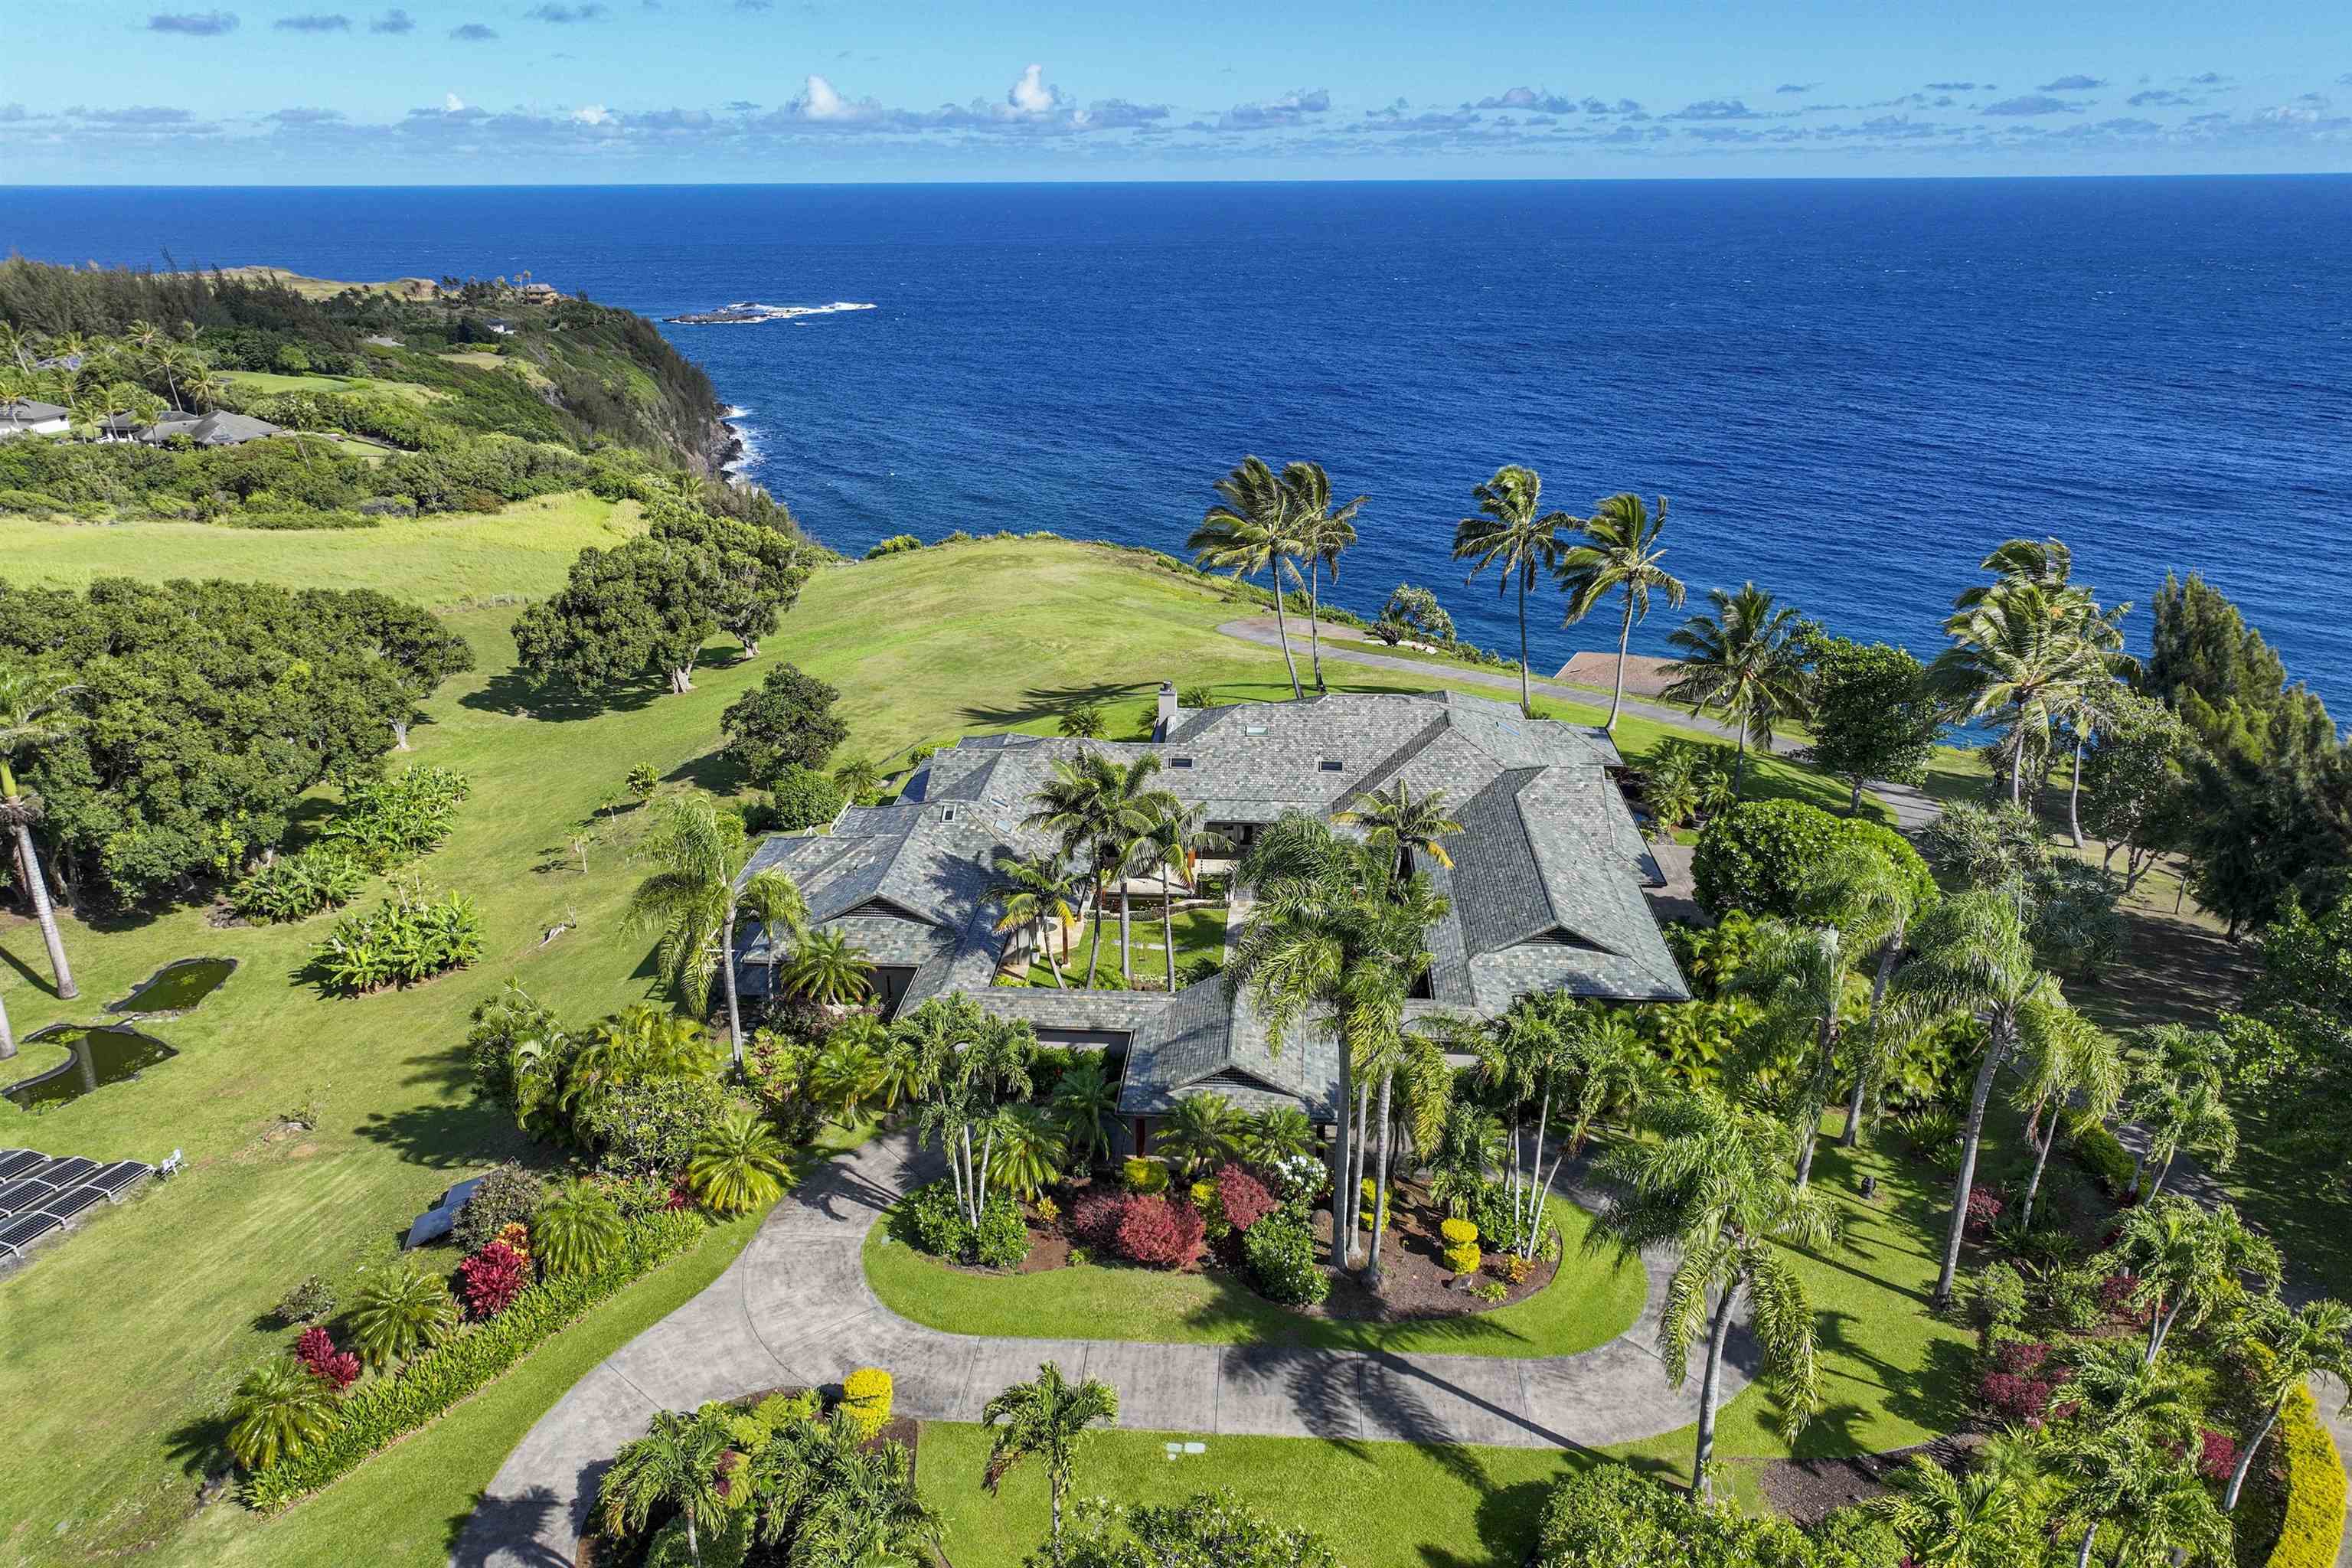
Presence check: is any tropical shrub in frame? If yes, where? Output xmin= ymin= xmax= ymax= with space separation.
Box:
xmin=684 ymin=1107 xmax=792 ymax=1215
xmin=227 ymin=1358 xmax=341 ymax=1472
xmin=766 ymin=764 xmax=846 ymax=831
xmin=458 ymin=1241 xmax=531 ymax=1318
xmin=582 ymin=1074 xmax=733 ymax=1178
xmin=1071 ymin=1187 xmax=1129 ymax=1249
xmin=1259 ymin=1151 xmax=1326 ymax=1204
xmin=1057 ymin=1490 xmax=1343 ymax=1568
xmin=1117 ymin=1195 xmax=1206 ymax=1269
xmin=841 ymin=1367 xmax=893 ymax=1439
xmin=229 ymin=848 xmax=366 ymax=923
xmin=1446 ymin=1242 xmax=1483 ymax=1276
xmin=2198 ymin=1427 xmax=2237 ymax=1483
xmin=1122 ymin=1156 xmax=1171 ymax=1194
xmin=1243 ymin=1216 xmax=1328 ymax=1305
xmin=1215 ymin=1165 xmax=1276 ymax=1233
xmin=312 ymin=883 xmax=483 ymax=994
xmin=1964 ymin=1187 xmax=2004 ymax=1238
xmin=864 ymin=534 xmax=921 ymax=558
xmin=452 ymin=1163 xmax=547 ymax=1253
xmin=898 ymin=1178 xmax=974 ymax=1259
xmin=1440 ymin=1217 xmax=1479 ymax=1248
xmin=972 ymin=1194 xmax=1031 ymax=1271
xmin=345 ymin=1265 xmax=461 ymax=1369
xmin=1963 ymin=1263 xmax=2029 ymax=1331
xmin=320 ymin=766 xmax=471 ymax=869
xmin=273 ymin=1275 xmax=337 ymax=1326
xmin=1692 ymin=800 xmax=1934 ymax=920
xmin=753 ymin=1390 xmax=821 ymax=1430
xmin=531 ymin=1179 xmax=625 ymax=1278
xmin=1532 ymin=1460 xmax=1841 ymax=1566
xmin=2266 ymin=1382 xmax=2348 ymax=1568
xmin=2063 ymin=1109 xmax=2139 ymax=1198
xmin=243 ymin=1210 xmax=703 ymax=1506
xmin=292 ymin=1327 xmax=361 ymax=1392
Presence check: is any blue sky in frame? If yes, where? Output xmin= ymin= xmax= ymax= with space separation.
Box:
xmin=5 ymin=0 xmax=2350 ymax=181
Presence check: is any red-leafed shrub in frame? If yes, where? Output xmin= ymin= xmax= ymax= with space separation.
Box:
xmin=294 ymin=1325 xmax=361 ymax=1391
xmin=665 ymin=1177 xmax=694 ymax=1212
xmin=1073 ymin=1188 xmax=1130 ymax=1247
xmin=2098 ymin=1271 xmax=2151 ymax=1325
xmin=1215 ymin=1165 xmax=1277 ymax=1233
xmin=1987 ymin=1338 xmax=2059 ymax=1379
xmin=2197 ymin=1428 xmax=2236 ymax=1481
xmin=1965 ymin=1187 xmax=2004 ymax=1238
xmin=1117 ymin=1194 xmax=1206 ymax=1269
xmin=459 ymin=1240 xmax=531 ymax=1318
xmin=1979 ymin=1371 xmax=2052 ymax=1426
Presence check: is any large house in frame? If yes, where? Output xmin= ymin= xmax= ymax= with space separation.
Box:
xmin=0 ymin=400 xmax=71 ymax=440
xmin=733 ymin=688 xmax=1689 ymax=1148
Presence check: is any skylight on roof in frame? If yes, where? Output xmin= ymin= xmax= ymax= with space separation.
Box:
xmin=1319 ymin=760 xmax=1344 ymax=772
xmin=1171 ymin=756 xmax=1194 ymax=768
xmin=1245 ymin=724 xmax=1269 ymax=736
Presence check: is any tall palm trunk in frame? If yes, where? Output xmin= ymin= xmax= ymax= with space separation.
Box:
xmin=1731 ymin=716 xmax=1750 ymax=798
xmin=1160 ymin=866 xmax=1177 ymax=991
xmin=1523 ymin=1069 xmax=1552 ymax=1246
xmin=0 ymin=982 xmax=13 ymax=1060
xmin=1514 ymin=572 xmax=1533 ymax=717
xmin=2017 ymin=1106 xmax=2061 ymax=1233
xmin=2226 ymin=1400 xmax=2286 ymax=1511
xmin=1328 ymin=1051 xmax=1354 ymax=1269
xmin=1083 ymin=874 xmax=1106 ymax=988
xmin=1366 ymin=1070 xmax=1394 ymax=1283
xmin=1606 ymin=593 xmax=1635 ymax=731
xmin=1038 ymin=916 xmax=1067 ymax=988
xmin=1347 ymin=1076 xmax=1371 ymax=1265
xmin=2076 ymin=1524 xmax=2097 ymax=1568
xmin=719 ymin=906 xmax=745 ymax=1070
xmin=2 ymin=764 xmax=76 ymax=1000
xmin=1307 ymin=559 xmax=1328 ymax=694
xmin=1792 ymin=1009 xmax=1838 ymax=1192
xmin=1269 ymin=579 xmax=1303 ymax=701
xmin=2067 ymin=737 xmax=2087 ymax=848
xmin=2007 ymin=724 xmax=2027 ymax=806
xmin=2145 ymin=1149 xmax=2177 ymax=1200
xmin=1692 ymin=1280 xmax=1743 ymax=1499
xmin=1934 ymin=1021 xmax=2012 ymax=1308
xmin=1842 ymin=931 xmax=1903 ymax=1147
xmin=1118 ymin=883 xmax=1132 ymax=983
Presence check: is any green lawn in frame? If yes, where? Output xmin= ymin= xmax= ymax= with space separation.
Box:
xmin=866 ymin=1191 xmax=1645 ymax=1358
xmin=1024 ymin=906 xmax=1228 ymax=989
xmin=219 ymin=367 xmax=446 ymax=403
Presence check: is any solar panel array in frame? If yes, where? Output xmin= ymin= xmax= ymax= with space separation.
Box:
xmin=0 ymin=1149 xmax=153 ymax=1262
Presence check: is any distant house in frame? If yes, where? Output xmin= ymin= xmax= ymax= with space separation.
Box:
xmin=0 ymin=400 xmax=70 ymax=439
xmin=517 ymin=282 xmax=560 ymax=304
xmin=363 ymin=334 xmax=404 ymax=348
xmin=133 ymin=410 xmax=285 ymax=447
xmin=484 ymin=319 xmax=517 ymax=337
xmin=31 ymin=353 xmax=85 ymax=374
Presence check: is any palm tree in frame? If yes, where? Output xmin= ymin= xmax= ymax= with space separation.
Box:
xmin=1660 ymin=583 xmax=1815 ymax=796
xmin=601 ymin=1409 xmax=730 ymax=1564
xmin=1558 ymin=492 xmax=1687 ymax=731
xmin=738 ymin=867 xmax=809 ymax=1009
xmin=225 ymin=1357 xmax=341 ymax=1472
xmin=1590 ymin=1089 xmax=1836 ymax=1498
xmin=686 ymin=1106 xmax=793 ymax=1214
xmin=2047 ymin=1424 xmax=2229 ymax=1568
xmin=1563 ymin=1010 xmax=1658 ymax=1156
xmin=2011 ymin=1004 xmax=2123 ymax=1233
xmin=2133 ymin=1067 xmax=2236 ymax=1200
xmin=1157 ymin=1091 xmax=1244 ymax=1178
xmin=1475 ymin=992 xmax=1581 ymax=1256
xmin=2102 ymin=1197 xmax=2279 ymax=1364
xmin=781 ymin=927 xmax=875 ymax=1007
xmin=1873 ymin=1437 xmax=2046 ymax=1568
xmin=1049 ymin=1058 xmax=1119 ymax=1169
xmin=990 ymin=851 xmax=1082 ymax=988
xmin=990 ymin=1104 xmax=1066 ymax=1200
xmin=1788 ymin=838 xmax=1928 ymax=1154
xmin=1227 ymin=812 xmax=1450 ymax=1269
xmin=0 ymin=658 xmax=86 ymax=998
xmin=1929 ymin=580 xmax=2108 ymax=806
xmin=831 ymin=755 xmax=885 ymax=803
xmin=1022 ymin=752 xmax=1175 ymax=989
xmin=1334 ymin=779 xmax=1462 ymax=874
xmin=150 ymin=341 xmax=195 ymax=412
xmin=625 ymin=794 xmax=756 ymax=1067
xmin=1452 ymin=464 xmax=1577 ymax=715
xmin=895 ymin=995 xmax=1035 ymax=1228
xmin=1895 ymin=887 xmax=2064 ymax=1309
xmin=1243 ymin=1105 xmax=1314 ymax=1167
xmin=0 ymin=979 xmax=13 ymax=1061
xmin=1281 ymin=460 xmax=1365 ymax=694
xmin=1723 ymin=918 xmax=1847 ymax=1192
xmin=810 ymin=1021 xmax=890 ymax=1123
xmin=1352 ymin=1012 xmax=1450 ymax=1284
xmin=345 ymin=1264 xmax=460 ymax=1368
xmin=2223 ymin=1297 xmax=2352 ymax=1511
xmin=981 ymin=1361 xmax=1120 ymax=1544
xmin=1190 ymin=455 xmax=1309 ymax=700
xmin=1136 ymin=803 xmax=1230 ymax=992
xmin=533 ymin=1178 xmax=625 ymax=1276
xmin=752 ymin=1410 xmax=939 ymax=1564
xmin=557 ymin=1004 xmax=718 ymax=1128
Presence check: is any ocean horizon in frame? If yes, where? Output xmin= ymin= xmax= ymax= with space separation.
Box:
xmin=5 ymin=175 xmax=2347 ymax=719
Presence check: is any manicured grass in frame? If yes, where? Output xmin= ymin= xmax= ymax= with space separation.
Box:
xmin=219 ymin=367 xmax=445 ymax=403
xmin=1024 ymin=906 xmax=1228 ymax=989
xmin=866 ymin=1192 xmax=1645 ymax=1358
xmin=0 ymin=491 xmax=646 ymax=609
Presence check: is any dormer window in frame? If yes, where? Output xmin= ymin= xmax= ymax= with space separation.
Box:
xmin=938 ymin=805 xmax=958 ymax=823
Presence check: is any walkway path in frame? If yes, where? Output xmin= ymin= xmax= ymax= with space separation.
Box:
xmin=454 ymin=1131 xmax=1752 ymax=1568
xmin=1214 ymin=618 xmax=1942 ymax=835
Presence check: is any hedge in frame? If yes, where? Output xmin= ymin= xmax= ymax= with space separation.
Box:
xmin=242 ymin=1209 xmax=705 ymax=1508
xmin=2267 ymin=1383 xmax=2347 ymax=1568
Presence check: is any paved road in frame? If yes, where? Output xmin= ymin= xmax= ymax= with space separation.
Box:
xmin=1214 ymin=618 xmax=1942 ymax=835
xmin=453 ymin=1131 xmax=1753 ymax=1568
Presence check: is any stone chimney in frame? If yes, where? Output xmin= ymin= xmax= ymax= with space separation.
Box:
xmin=1155 ymin=681 xmax=1179 ymax=741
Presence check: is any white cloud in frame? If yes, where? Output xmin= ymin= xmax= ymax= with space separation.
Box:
xmin=571 ymin=103 xmax=611 ymax=125
xmin=444 ymin=92 xmax=466 ymax=112
xmin=795 ymin=74 xmax=856 ymax=120
xmin=1008 ymin=63 xmax=1057 ymax=115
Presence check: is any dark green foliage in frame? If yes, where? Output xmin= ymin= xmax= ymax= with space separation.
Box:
xmin=1803 ymin=638 xmax=1943 ymax=805
xmin=1054 ymin=1491 xmax=1341 ymax=1568
xmin=452 ymin=1163 xmax=547 ymax=1253
xmin=312 ymin=884 xmax=484 ymax=994
xmin=1531 ymin=1464 xmax=1890 ymax=1566
xmin=2145 ymin=570 xmax=2337 ymax=765
xmin=897 ymin=1178 xmax=974 ymax=1259
xmin=2178 ymin=747 xmax=2350 ymax=936
xmin=865 ymin=534 xmax=922 ymax=558
xmin=644 ymin=499 xmax=809 ymax=655
xmin=273 ymin=1275 xmax=337 ymax=1326
xmin=228 ymin=848 xmax=365 ymax=923
xmin=0 ymin=577 xmax=469 ymax=907
xmin=1374 ymin=582 xmax=1455 ymax=645
xmin=1243 ymin=1214 xmax=1329 ymax=1305
xmin=1690 ymin=799 xmax=1927 ymax=920
xmin=972 ymin=1194 xmax=1034 ymax=1270
xmin=511 ymin=537 xmax=720 ymax=694
xmin=766 ymin=766 xmax=846 ymax=831
xmin=2228 ymin=899 xmax=2352 ymax=1189
xmin=318 ymin=766 xmax=470 ymax=870
xmin=721 ymin=664 xmax=849 ymax=784
xmin=581 ymin=1075 xmax=734 ymax=1178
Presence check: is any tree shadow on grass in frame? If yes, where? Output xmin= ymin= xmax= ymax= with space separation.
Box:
xmin=955 ymin=681 xmax=1158 ymax=733
xmin=163 ymin=1409 xmax=233 ymax=1483
xmin=662 ymin=746 xmax=751 ymax=797
xmin=354 ymin=1097 xmax=527 ymax=1172
xmin=460 ymin=669 xmax=665 ymax=723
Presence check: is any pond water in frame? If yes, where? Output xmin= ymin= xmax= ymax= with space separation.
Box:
xmin=5 ymin=1024 xmax=179 ymax=1110
xmin=106 ymin=956 xmax=237 ymax=1016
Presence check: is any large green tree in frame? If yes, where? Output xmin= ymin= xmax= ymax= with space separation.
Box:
xmin=1452 ymin=464 xmax=1578 ymax=716
xmin=1190 ymin=456 xmax=1309 ymax=701
xmin=1280 ymin=460 xmax=1364 ymax=695
xmin=645 ymin=499 xmax=809 ymax=659
xmin=718 ymin=662 xmax=849 ymax=787
xmin=1802 ymin=638 xmax=1942 ymax=814
xmin=512 ymin=536 xmax=720 ymax=697
xmin=1557 ymin=491 xmax=1686 ymax=731
xmin=2077 ymin=687 xmax=2190 ymax=895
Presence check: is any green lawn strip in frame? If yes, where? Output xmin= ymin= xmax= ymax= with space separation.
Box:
xmin=1023 ymin=907 xmax=1227 ymax=989
xmin=865 ymin=1193 xmax=1645 ymax=1358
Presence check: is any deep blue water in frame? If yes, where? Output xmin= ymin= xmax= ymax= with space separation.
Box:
xmin=4 ymin=180 xmax=2348 ymax=713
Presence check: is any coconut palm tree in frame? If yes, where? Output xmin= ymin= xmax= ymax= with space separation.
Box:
xmin=1135 ymin=802 xmax=1229 ymax=992
xmin=1590 ymin=1089 xmax=1836 ymax=1498
xmin=780 ymin=927 xmax=875 ymax=1007
xmin=1334 ymin=779 xmax=1462 ymax=874
xmin=1023 ymin=752 xmax=1176 ymax=989
xmin=990 ymin=851 xmax=1082 ymax=988
xmin=982 ymin=1361 xmax=1120 ymax=1544
xmin=0 ymin=658 xmax=86 ymax=999
xmin=1558 ymin=492 xmax=1687 ymax=731
xmin=1049 ymin=1058 xmax=1119 ymax=1169
xmin=738 ymin=867 xmax=809 ymax=1009
xmin=1929 ymin=580 xmax=2108 ymax=806
xmin=185 ymin=364 xmax=229 ymax=413
xmin=1227 ymin=812 xmax=1450 ymax=1269
xmin=1452 ymin=464 xmax=1578 ymax=715
xmin=533 ymin=1178 xmax=625 ymax=1276
xmin=1894 ymin=887 xmax=2066 ymax=1309
xmin=1475 ymin=992 xmax=1581 ymax=1255
xmin=2047 ymin=1423 xmax=2229 ymax=1568
xmin=686 ymin=1106 xmax=794 ymax=1214
xmin=2132 ymin=1067 xmax=2236 ymax=1200
xmin=225 ymin=1357 xmax=341 ymax=1472
xmin=0 ymin=980 xmax=13 ymax=1061
xmin=1873 ymin=1437 xmax=2047 ymax=1568
xmin=1660 ymin=583 xmax=1815 ymax=797
xmin=2011 ymin=1004 xmax=2124 ymax=1233
xmin=602 ymin=1408 xmax=730 ymax=1564
xmin=625 ymin=793 xmax=756 ymax=1067
xmin=1788 ymin=840 xmax=1931 ymax=1152
xmin=2223 ymin=1297 xmax=2352 ymax=1511
xmin=2103 ymin=1197 xmax=2279 ymax=1365
xmin=345 ymin=1263 xmax=460 ymax=1368
xmin=1281 ymin=460 xmax=1365 ymax=694
xmin=1190 ymin=455 xmax=1309 ymax=700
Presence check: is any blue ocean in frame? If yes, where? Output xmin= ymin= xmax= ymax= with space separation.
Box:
xmin=4 ymin=179 xmax=2348 ymax=710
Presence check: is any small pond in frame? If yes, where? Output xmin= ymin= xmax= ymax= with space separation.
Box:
xmin=5 ymin=1024 xmax=179 ymax=1110
xmin=106 ymin=956 xmax=237 ymax=1017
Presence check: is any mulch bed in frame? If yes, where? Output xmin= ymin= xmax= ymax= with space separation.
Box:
xmin=1735 ymin=1433 xmax=1980 ymax=1527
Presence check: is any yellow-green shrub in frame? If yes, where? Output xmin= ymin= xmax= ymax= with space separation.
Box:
xmin=1446 ymin=1243 xmax=1483 ymax=1276
xmin=841 ymin=1367 xmax=893 ymax=1439
xmin=1122 ymin=1157 xmax=1169 ymax=1194
xmin=1440 ymin=1217 xmax=1479 ymax=1248
xmin=2268 ymin=1383 xmax=2347 ymax=1568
